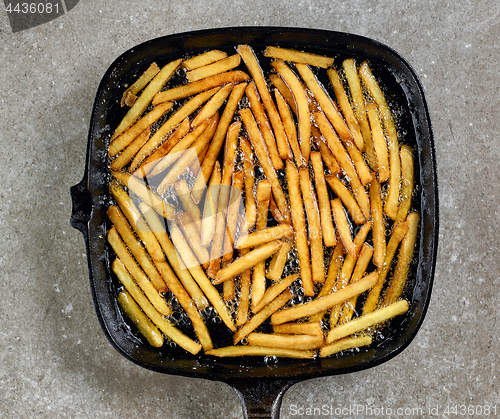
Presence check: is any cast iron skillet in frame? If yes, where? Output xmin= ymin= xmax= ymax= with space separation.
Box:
xmin=70 ymin=27 xmax=438 ymax=418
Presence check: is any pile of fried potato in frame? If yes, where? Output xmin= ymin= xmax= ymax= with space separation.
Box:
xmin=106 ymin=45 xmax=419 ymax=359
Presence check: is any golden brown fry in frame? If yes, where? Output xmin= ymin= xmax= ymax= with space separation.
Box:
xmin=327 ymin=67 xmax=365 ymax=151
xmin=107 ymin=226 xmax=170 ymax=314
xmin=269 ymin=195 xmax=286 ymax=224
xmin=295 ymin=63 xmax=353 ymax=143
xmin=247 ymin=332 xmax=324 ymax=350
xmin=186 ymin=53 xmax=241 ymax=82
xmin=274 ymin=88 xmax=303 ymax=165
xmin=236 ymin=248 xmax=252 ymax=326
xmin=252 ymin=274 xmax=299 ymax=314
xmin=266 ymin=241 xmax=292 ymax=282
xmin=109 ymin=102 xmax=173 ymax=157
xmin=330 ymin=197 xmax=357 ymax=258
xmin=233 ymin=289 xmax=294 ymax=343
xmin=201 ymin=161 xmax=221 ymax=247
xmin=264 ymin=46 xmax=334 ymax=68
xmin=271 ymin=60 xmax=311 ymax=162
xmin=395 ymin=145 xmax=415 ymax=225
xmin=366 ymin=101 xmax=390 ymax=182
xmin=299 ymin=167 xmax=325 ymax=283
xmin=110 ymin=127 xmax=151 ymax=172
xmin=313 ymin=129 xmax=341 ymax=175
xmin=121 ymin=63 xmax=160 ymax=107
xmin=327 ymin=299 xmax=409 ymax=344
xmin=112 ymin=59 xmax=182 ymax=140
xmin=153 ymin=71 xmax=249 ymax=104
xmin=245 ymin=82 xmax=285 ymax=169
xmin=239 ymin=108 xmax=289 ymax=222
xmin=236 ymin=224 xmax=294 ymax=249
xmin=192 ymin=82 xmax=247 ymax=203
xmin=273 ymin=322 xmax=323 ymax=336
xmin=117 ymin=291 xmax=164 ymax=347
xmin=382 ymin=212 xmax=419 ymax=306
xmin=271 ymin=272 xmax=378 ymax=325
xmin=213 ymin=240 xmax=283 ymax=285
xmin=344 ymin=140 xmax=373 ymax=186
xmin=191 ymin=83 xmax=233 ymax=127
xmin=206 ymin=345 xmax=315 ymax=359
xmin=370 ymin=177 xmax=386 ymax=268
xmin=174 ymin=179 xmax=203 ymax=233
xmin=182 ymin=50 xmax=228 ymax=70
xmin=310 ymin=152 xmax=336 ymax=247
xmin=237 ymin=44 xmax=291 ymax=160
xmin=325 ymin=175 xmax=365 ymax=225
xmin=320 ymin=335 xmax=372 ymax=358
xmin=223 ymin=169 xmax=244 ymax=262
xmin=362 ymin=221 xmax=409 ymax=314
xmin=169 ymin=224 xmax=236 ymax=332
xmin=359 ymin=61 xmax=401 ymax=220
xmin=269 ymin=73 xmax=297 ymax=115
xmin=177 ymin=212 xmax=209 ymax=268
xmin=240 ymin=137 xmax=257 ymax=232
xmin=112 ymin=258 xmax=202 ymax=355
xmin=285 ymin=159 xmax=314 ymax=296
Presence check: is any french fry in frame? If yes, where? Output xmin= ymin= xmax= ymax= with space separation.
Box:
xmin=327 ymin=67 xmax=365 ymax=151
xmin=138 ymin=202 xmax=209 ymax=309
xmin=310 ymin=152 xmax=336 ymax=247
xmin=176 ymin=213 xmax=210 ymax=268
xmin=252 ymin=274 xmax=299 ymax=314
xmin=206 ymin=345 xmax=315 ymax=359
xmin=213 ymin=240 xmax=283 ymax=285
xmin=274 ymin=88 xmax=303 ymax=166
xmin=107 ymin=226 xmax=170 ymax=314
xmin=344 ymin=139 xmax=373 ymax=186
xmin=299 ymin=167 xmax=325 ymax=283
xmin=269 ymin=195 xmax=286 ymax=224
xmin=295 ymin=63 xmax=353 ymax=143
xmin=110 ymin=127 xmax=151 ymax=172
xmin=362 ymin=221 xmax=409 ymax=315
xmin=169 ymin=224 xmax=236 ymax=332
xmin=236 ymin=248 xmax=251 ymax=326
xmin=382 ymin=212 xmax=419 ymax=306
xmin=271 ymin=60 xmax=311 ymax=162
xmin=233 ymin=289 xmax=294 ymax=343
xmin=174 ymin=179 xmax=203 ymax=233
xmin=240 ymin=137 xmax=257 ymax=232
xmin=330 ymin=198 xmax=357 ymax=258
xmin=313 ymin=128 xmax=342 ymax=175
xmin=245 ymin=82 xmax=285 ymax=169
xmin=247 ymin=332 xmax=324 ymax=350
xmin=131 ymin=88 xmax=219 ymax=172
xmin=223 ymin=169 xmax=244 ymax=262
xmin=285 ymin=160 xmax=314 ymax=296
xmin=137 ymin=118 xmax=190 ymax=177
xmin=342 ymin=58 xmax=377 ymax=170
xmin=236 ymin=224 xmax=294 ymax=249
xmin=191 ymin=83 xmax=233 ymax=127
xmin=239 ymin=108 xmax=289 ymax=222
xmin=201 ymin=161 xmax=221 ymax=247
xmin=269 ymin=73 xmax=297 ymax=115
xmin=112 ymin=59 xmax=182 ymax=140
xmin=182 ymin=50 xmax=228 ymax=71
xmin=366 ymin=101 xmax=390 ymax=182
xmin=266 ymin=241 xmax=292 ymax=282
xmin=112 ymin=258 xmax=202 ymax=355
xmin=327 ymin=300 xmax=409 ymax=344
xmin=273 ymin=322 xmax=323 ymax=336
xmin=192 ymin=82 xmax=247 ymax=203
xmin=325 ymin=175 xmax=365 ymax=225
xmin=237 ymin=44 xmax=290 ymax=160
xmin=264 ymin=46 xmax=334 ymax=68
xmin=320 ymin=335 xmax=372 ymax=358
xmin=117 ymin=290 xmax=164 ymax=347
xmin=153 ymin=71 xmax=250 ymax=104
xmin=370 ymin=177 xmax=386 ymax=268
xmin=121 ymin=63 xmax=160 ymax=107
xmin=109 ymin=102 xmax=173 ymax=157
xmin=359 ymin=61 xmax=401 ymax=220
xmin=186 ymin=53 xmax=241 ymax=82
xmin=312 ymin=242 xmax=345 ymax=310
xmin=271 ymin=272 xmax=378 ymax=325
xmin=395 ymin=146 xmax=414 ymax=225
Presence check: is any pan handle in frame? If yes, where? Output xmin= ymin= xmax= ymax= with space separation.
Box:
xmin=70 ymin=176 xmax=92 ymax=234
xmin=227 ymin=377 xmax=298 ymax=419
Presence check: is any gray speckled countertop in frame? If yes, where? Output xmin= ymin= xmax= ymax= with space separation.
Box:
xmin=1 ymin=1 xmax=499 ymax=418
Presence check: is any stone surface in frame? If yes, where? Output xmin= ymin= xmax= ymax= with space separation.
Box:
xmin=1 ymin=0 xmax=499 ymax=418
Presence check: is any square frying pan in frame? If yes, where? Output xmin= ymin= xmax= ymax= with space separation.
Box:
xmin=70 ymin=27 xmax=438 ymax=418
